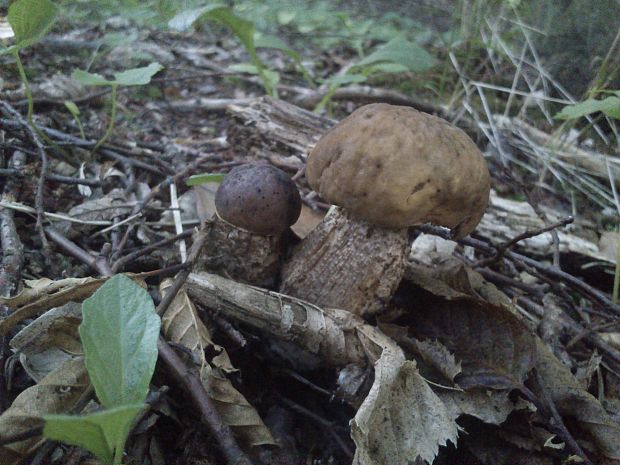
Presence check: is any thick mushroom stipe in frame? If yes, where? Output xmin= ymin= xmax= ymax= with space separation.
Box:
xmin=280 ymin=207 xmax=408 ymax=315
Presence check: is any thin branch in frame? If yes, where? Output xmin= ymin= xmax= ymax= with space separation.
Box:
xmin=472 ymin=216 xmax=574 ymax=267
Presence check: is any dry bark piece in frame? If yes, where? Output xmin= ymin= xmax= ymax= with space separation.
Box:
xmin=200 ymin=164 xmax=301 ymax=287
xmin=281 ymin=103 xmax=491 ymax=315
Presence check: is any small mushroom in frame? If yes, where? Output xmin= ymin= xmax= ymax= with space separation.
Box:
xmin=201 ymin=164 xmax=301 ymax=287
xmin=280 ymin=103 xmax=491 ymax=315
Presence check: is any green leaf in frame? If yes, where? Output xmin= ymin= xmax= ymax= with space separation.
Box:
xmin=366 ymin=62 xmax=410 ymax=74
xmin=72 ymin=69 xmax=113 ymax=86
xmin=72 ymin=63 xmax=163 ymax=88
xmin=276 ymin=10 xmax=296 ymax=25
xmin=169 ymin=5 xmax=257 ymax=64
xmin=262 ymin=69 xmax=280 ymax=88
xmin=325 ymin=73 xmax=367 ymax=88
xmin=64 ymin=100 xmax=80 ymax=117
xmin=113 ymin=63 xmax=163 ymax=86
xmin=8 ymin=0 xmax=58 ymax=49
xmin=355 ymin=36 xmax=436 ymax=73
xmin=555 ymin=96 xmax=620 ymax=120
xmin=80 ymin=274 xmax=160 ymax=409
xmin=186 ymin=173 xmax=225 ymax=186
xmin=206 ymin=7 xmax=257 ymax=63
xmin=44 ymin=404 xmax=144 ymax=465
xmin=228 ymin=63 xmax=260 ymax=74
xmin=168 ymin=5 xmax=224 ymax=31
xmin=255 ymin=33 xmax=300 ymax=60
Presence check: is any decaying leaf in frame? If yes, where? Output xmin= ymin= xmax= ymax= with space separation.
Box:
xmin=535 ymin=339 xmax=620 ymax=461
xmin=10 ymin=302 xmax=82 ymax=382
xmin=0 ymin=358 xmax=89 ymax=464
xmin=160 ymin=279 xmax=275 ymax=447
xmin=352 ymin=325 xmax=459 ymax=465
xmin=58 ymin=188 xmax=133 ymax=237
xmin=438 ymin=389 xmax=520 ymax=425
xmin=0 ymin=274 xmax=144 ymax=336
xmin=402 ymin=260 xmax=537 ymax=390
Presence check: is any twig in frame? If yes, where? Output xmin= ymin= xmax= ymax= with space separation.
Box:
xmin=418 ymin=224 xmax=620 ymax=317
xmin=0 ymin=102 xmax=52 ymax=265
xmin=278 ymin=395 xmax=353 ymax=459
xmin=112 ymin=229 xmax=193 ymax=273
xmin=472 ymin=216 xmax=574 ymax=267
xmin=45 ymin=173 xmax=101 ymax=187
xmin=154 ymin=225 xmax=210 ymax=318
xmin=112 ymin=155 xmax=218 ymax=260
xmin=532 ymin=369 xmax=594 ymax=465
xmin=0 ymin=151 xmax=26 ymax=301
xmin=45 ymin=226 xmax=113 ymax=276
xmin=156 ymin=338 xmax=251 ymax=465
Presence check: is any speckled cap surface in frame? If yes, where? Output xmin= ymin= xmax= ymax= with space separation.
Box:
xmin=306 ymin=103 xmax=491 ymax=238
xmin=215 ymin=164 xmax=301 ymax=235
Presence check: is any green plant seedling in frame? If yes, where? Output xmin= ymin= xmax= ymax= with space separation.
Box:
xmin=352 ymin=36 xmax=436 ymax=74
xmin=314 ymin=36 xmax=437 ymax=113
xmin=169 ymin=4 xmax=279 ymax=97
xmin=1 ymin=0 xmax=59 ymax=122
xmin=555 ymin=91 xmax=620 ymax=120
xmin=44 ymin=405 xmax=145 ymax=465
xmin=254 ymin=33 xmax=316 ymax=87
xmin=64 ymin=101 xmax=86 ymax=139
xmin=43 ymin=274 xmax=160 ymax=465
xmin=186 ymin=172 xmax=226 ymax=186
xmin=71 ymin=63 xmax=163 ymax=154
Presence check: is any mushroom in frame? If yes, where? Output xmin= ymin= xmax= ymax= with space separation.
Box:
xmin=280 ymin=103 xmax=491 ymax=316
xmin=201 ymin=163 xmax=301 ymax=287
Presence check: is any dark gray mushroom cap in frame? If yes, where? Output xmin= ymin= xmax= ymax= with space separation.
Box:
xmin=215 ymin=164 xmax=302 ymax=235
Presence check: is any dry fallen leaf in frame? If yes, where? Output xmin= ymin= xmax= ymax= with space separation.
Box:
xmin=160 ymin=279 xmax=275 ymax=447
xmin=10 ymin=302 xmax=82 ymax=382
xmin=402 ymin=261 xmax=537 ymax=390
xmin=535 ymin=339 xmax=620 ymax=461
xmin=352 ymin=325 xmax=459 ymax=465
xmin=0 ymin=358 xmax=89 ymax=464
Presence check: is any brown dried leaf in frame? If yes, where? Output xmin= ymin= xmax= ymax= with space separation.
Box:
xmin=0 ymin=274 xmax=144 ymax=337
xmin=291 ymin=204 xmax=324 ymax=239
xmin=160 ymin=280 xmax=274 ymax=447
xmin=438 ymin=389 xmax=519 ymax=425
xmin=59 ymin=188 xmax=133 ymax=237
xmin=0 ymin=358 xmax=89 ymax=464
xmin=535 ymin=339 xmax=620 ymax=461
xmin=403 ymin=262 xmax=537 ymax=390
xmin=10 ymin=302 xmax=82 ymax=382
xmin=352 ymin=325 xmax=459 ymax=465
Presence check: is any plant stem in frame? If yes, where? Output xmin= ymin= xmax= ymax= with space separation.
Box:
xmin=13 ymin=50 xmax=34 ymax=122
xmin=92 ymin=84 xmax=118 ymax=154
xmin=613 ymin=224 xmax=620 ymax=304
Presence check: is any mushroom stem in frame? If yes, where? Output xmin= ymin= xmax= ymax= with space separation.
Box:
xmin=200 ymin=215 xmax=292 ymax=287
xmin=280 ymin=207 xmax=408 ymax=316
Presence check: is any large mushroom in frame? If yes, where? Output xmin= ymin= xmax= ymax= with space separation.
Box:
xmin=280 ymin=103 xmax=491 ymax=316
xmin=201 ymin=163 xmax=301 ymax=287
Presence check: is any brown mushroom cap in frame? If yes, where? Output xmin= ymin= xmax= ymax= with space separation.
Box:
xmin=306 ymin=103 xmax=491 ymax=238
xmin=215 ymin=164 xmax=302 ymax=236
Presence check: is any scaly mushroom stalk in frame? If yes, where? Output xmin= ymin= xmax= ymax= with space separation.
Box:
xmin=280 ymin=103 xmax=491 ymax=316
